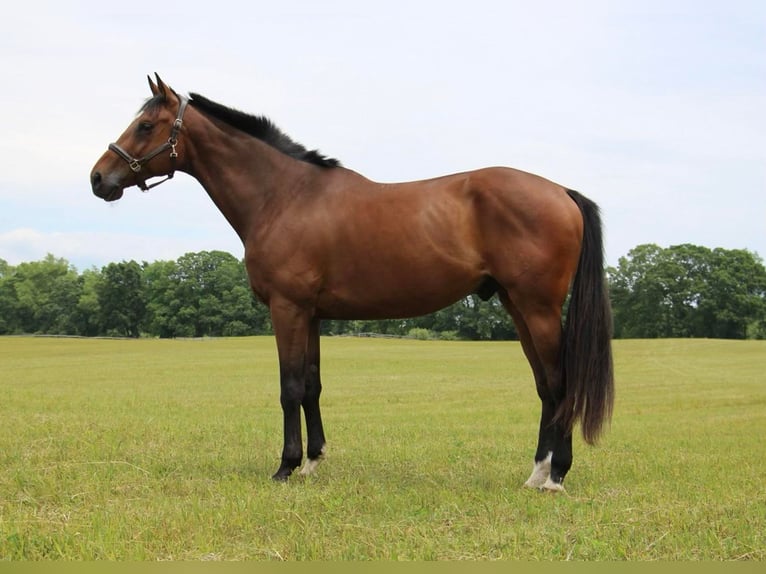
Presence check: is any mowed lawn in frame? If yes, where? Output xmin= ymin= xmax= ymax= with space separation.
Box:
xmin=0 ymin=336 xmax=764 ymax=560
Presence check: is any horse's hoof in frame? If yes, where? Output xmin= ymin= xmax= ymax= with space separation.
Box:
xmin=271 ymin=467 xmax=293 ymax=482
xmin=524 ymin=452 xmax=552 ymax=489
xmin=299 ymin=458 xmax=321 ymax=476
xmin=524 ymin=477 xmax=547 ymax=489
xmin=540 ymin=477 xmax=566 ymax=493
xmin=299 ymin=445 xmax=327 ymax=476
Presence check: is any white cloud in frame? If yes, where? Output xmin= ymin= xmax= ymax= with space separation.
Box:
xmin=0 ymin=227 xmax=242 ymax=271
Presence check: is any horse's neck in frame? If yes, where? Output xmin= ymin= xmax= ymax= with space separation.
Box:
xmin=181 ymin=118 xmax=313 ymax=242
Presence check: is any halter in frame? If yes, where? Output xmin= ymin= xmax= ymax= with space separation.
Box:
xmin=108 ymin=95 xmax=189 ymax=191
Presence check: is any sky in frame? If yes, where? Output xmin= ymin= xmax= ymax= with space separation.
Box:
xmin=1 ymin=0 xmax=764 ymax=271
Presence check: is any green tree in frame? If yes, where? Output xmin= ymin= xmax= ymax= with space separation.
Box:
xmin=73 ymin=268 xmax=103 ymax=337
xmin=97 ymin=261 xmax=146 ymax=338
xmin=697 ymin=248 xmax=766 ymax=339
xmin=609 ymin=244 xmax=702 ymax=338
xmin=5 ymin=255 xmax=82 ymax=334
xmin=448 ymin=296 xmax=518 ymax=340
xmin=143 ymin=260 xmax=186 ymax=337
xmin=177 ymin=251 xmax=255 ymax=337
xmin=143 ymin=252 xmax=266 ymax=338
xmin=608 ymin=244 xmax=766 ymax=339
xmin=0 ymin=259 xmax=16 ymax=334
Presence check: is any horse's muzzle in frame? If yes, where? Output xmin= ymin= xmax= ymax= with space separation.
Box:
xmin=91 ymin=170 xmax=124 ymax=202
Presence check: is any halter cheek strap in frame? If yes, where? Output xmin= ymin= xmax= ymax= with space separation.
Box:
xmin=108 ymin=95 xmax=189 ymax=191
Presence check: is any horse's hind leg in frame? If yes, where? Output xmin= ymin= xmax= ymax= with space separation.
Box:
xmin=500 ymin=293 xmax=571 ymax=491
xmin=299 ymin=318 xmax=327 ymax=476
xmin=530 ymin=395 xmax=572 ymax=492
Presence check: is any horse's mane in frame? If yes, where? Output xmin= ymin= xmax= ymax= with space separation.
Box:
xmin=142 ymin=93 xmax=340 ymax=168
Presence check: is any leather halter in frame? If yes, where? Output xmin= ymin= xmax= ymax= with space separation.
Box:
xmin=108 ymin=95 xmax=189 ymax=191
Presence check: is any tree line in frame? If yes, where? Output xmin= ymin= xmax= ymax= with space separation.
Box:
xmin=608 ymin=244 xmax=766 ymax=339
xmin=0 ymin=243 xmax=764 ymax=340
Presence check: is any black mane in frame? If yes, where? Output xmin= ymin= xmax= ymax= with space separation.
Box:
xmin=186 ymin=93 xmax=341 ymax=168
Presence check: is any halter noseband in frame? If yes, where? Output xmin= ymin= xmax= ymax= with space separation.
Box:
xmin=108 ymin=95 xmax=189 ymax=191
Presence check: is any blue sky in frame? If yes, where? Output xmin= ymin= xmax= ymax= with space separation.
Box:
xmin=1 ymin=0 xmax=764 ymax=270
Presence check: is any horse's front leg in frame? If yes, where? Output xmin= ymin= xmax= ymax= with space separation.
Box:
xmin=270 ymin=300 xmax=311 ymax=481
xmin=299 ymin=318 xmax=327 ymax=476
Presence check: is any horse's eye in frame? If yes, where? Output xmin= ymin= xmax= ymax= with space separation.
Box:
xmin=138 ymin=121 xmax=154 ymax=133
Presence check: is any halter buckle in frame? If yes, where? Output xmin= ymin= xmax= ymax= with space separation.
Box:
xmin=129 ymin=159 xmax=142 ymax=172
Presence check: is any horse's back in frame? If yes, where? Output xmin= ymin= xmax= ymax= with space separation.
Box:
xmin=324 ymin=164 xmax=584 ymax=286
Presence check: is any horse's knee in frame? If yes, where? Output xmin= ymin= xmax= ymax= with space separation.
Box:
xmin=280 ymin=377 xmax=305 ymax=406
xmin=304 ymin=365 xmax=322 ymax=400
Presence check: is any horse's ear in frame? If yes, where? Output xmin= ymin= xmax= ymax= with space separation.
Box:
xmin=148 ymin=74 xmax=159 ymax=96
xmin=155 ymin=74 xmax=170 ymax=99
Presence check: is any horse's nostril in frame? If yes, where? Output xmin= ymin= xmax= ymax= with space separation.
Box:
xmin=91 ymin=171 xmax=102 ymax=188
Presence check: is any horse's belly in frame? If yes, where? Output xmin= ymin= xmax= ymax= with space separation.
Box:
xmin=315 ymin=263 xmax=483 ymax=320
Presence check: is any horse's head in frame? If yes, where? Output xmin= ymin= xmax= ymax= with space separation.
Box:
xmin=90 ymin=74 xmax=188 ymax=201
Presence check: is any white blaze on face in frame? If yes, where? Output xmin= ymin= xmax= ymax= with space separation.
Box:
xmin=524 ymin=451 xmax=552 ymax=489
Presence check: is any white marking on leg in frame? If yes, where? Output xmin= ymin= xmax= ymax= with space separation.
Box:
xmin=524 ymin=451 xmax=552 ymax=489
xmin=298 ymin=458 xmax=320 ymax=476
xmin=541 ymin=477 xmax=566 ymax=492
xmin=299 ymin=445 xmax=327 ymax=476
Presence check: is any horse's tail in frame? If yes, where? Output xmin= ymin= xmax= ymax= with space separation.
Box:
xmin=556 ymin=190 xmax=615 ymax=444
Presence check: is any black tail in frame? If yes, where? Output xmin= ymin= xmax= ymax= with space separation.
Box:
xmin=556 ymin=190 xmax=615 ymax=444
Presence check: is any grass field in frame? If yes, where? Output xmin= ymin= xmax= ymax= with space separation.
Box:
xmin=0 ymin=336 xmax=764 ymax=560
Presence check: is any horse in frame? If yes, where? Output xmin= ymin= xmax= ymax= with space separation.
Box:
xmin=90 ymin=74 xmax=614 ymax=491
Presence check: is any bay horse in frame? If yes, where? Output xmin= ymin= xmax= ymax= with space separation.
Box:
xmin=90 ymin=75 xmax=614 ymax=491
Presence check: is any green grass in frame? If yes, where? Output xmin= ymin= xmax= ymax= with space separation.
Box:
xmin=0 ymin=336 xmax=764 ymax=560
